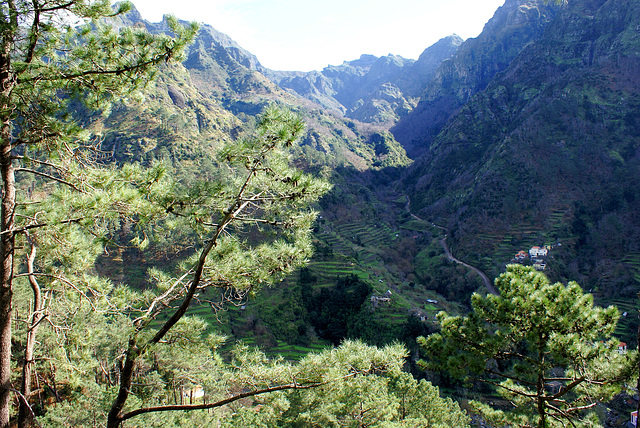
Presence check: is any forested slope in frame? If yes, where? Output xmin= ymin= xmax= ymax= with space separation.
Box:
xmin=401 ymin=0 xmax=640 ymax=302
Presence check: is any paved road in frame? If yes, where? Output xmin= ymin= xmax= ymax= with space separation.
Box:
xmin=403 ymin=194 xmax=498 ymax=296
xmin=439 ymin=235 xmax=498 ymax=295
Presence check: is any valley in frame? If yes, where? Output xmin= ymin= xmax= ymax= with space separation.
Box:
xmin=2 ymin=0 xmax=639 ymax=426
xmin=118 ymin=0 xmax=640 ymax=354
xmin=88 ymin=0 xmax=640 ymax=369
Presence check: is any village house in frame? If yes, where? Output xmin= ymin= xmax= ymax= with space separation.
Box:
xmin=533 ymin=261 xmax=547 ymax=271
xmin=529 ymin=246 xmax=548 ymax=258
xmin=371 ymin=295 xmax=391 ymax=308
xmin=617 ymin=342 xmax=628 ymax=354
xmin=412 ymin=312 xmax=429 ymax=322
xmin=514 ymin=250 xmax=528 ymax=262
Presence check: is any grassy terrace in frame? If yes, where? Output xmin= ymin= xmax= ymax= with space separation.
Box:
xmin=606 ymin=297 xmax=640 ymax=347
xmin=623 ymin=252 xmax=640 ymax=285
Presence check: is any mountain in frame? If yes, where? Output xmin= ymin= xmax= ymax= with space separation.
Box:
xmin=401 ymin=0 xmax=640 ymax=302
xmin=270 ymin=35 xmax=462 ymax=125
xmin=99 ymin=0 xmax=640 ymax=345
xmin=392 ymin=0 xmax=559 ymax=156
xmin=98 ymin=4 xmax=412 ymax=175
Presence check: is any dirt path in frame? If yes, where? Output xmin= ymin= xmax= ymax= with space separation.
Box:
xmin=403 ymin=195 xmax=498 ymax=296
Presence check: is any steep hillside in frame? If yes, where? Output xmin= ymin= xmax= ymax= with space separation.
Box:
xmin=271 ymin=35 xmax=462 ymax=125
xmin=392 ymin=0 xmax=559 ymax=156
xmin=99 ymin=5 xmax=411 ymax=173
xmin=402 ymin=0 xmax=640 ymax=303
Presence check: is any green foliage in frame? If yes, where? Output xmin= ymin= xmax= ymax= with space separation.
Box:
xmin=1 ymin=7 xmax=199 ymax=426
xmin=413 ymin=241 xmax=482 ymax=305
xmin=421 ymin=265 xmax=634 ymax=427
xmin=302 ymin=274 xmax=372 ymax=345
xmin=222 ymin=342 xmax=469 ymax=428
xmin=8 ymin=100 xmax=336 ymax=426
xmin=8 ymin=1 xmax=198 ymax=150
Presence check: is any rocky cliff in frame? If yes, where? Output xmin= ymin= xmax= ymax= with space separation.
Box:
xmin=271 ymin=35 xmax=462 ymax=125
xmin=392 ymin=0 xmax=558 ymax=156
xmin=98 ymin=4 xmax=412 ymax=175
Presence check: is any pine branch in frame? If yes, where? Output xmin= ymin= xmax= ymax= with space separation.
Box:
xmin=12 ymin=155 xmax=65 ymax=170
xmin=132 ymin=270 xmax=193 ymax=329
xmin=472 ymin=376 xmax=538 ymax=399
xmin=17 ymin=50 xmax=176 ymax=85
xmin=118 ymin=371 xmax=366 ymax=423
xmin=484 ymin=369 xmax=537 ymax=387
xmin=548 ymin=377 xmax=585 ymax=400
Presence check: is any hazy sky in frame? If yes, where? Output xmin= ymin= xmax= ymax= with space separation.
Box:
xmin=124 ymin=0 xmax=506 ymax=72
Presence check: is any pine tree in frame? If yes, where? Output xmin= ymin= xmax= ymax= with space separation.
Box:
xmin=421 ymin=265 xmax=634 ymax=427
xmin=103 ymin=105 xmax=331 ymax=428
xmin=221 ymin=341 xmax=470 ymax=428
xmin=0 ymin=1 xmax=197 ymax=426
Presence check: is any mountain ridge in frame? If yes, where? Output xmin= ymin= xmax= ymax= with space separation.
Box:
xmin=270 ymin=35 xmax=463 ymax=125
xmin=392 ymin=0 xmax=559 ymax=156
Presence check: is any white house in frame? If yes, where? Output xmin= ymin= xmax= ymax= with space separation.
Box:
xmin=529 ymin=246 xmax=548 ymax=258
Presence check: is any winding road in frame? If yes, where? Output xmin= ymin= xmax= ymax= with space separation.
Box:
xmin=403 ymin=195 xmax=498 ymax=296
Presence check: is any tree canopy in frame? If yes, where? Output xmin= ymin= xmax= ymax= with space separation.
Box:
xmin=420 ymin=264 xmax=634 ymax=427
xmin=0 ymin=2 xmax=198 ymax=426
xmin=0 ymin=2 xmax=458 ymax=426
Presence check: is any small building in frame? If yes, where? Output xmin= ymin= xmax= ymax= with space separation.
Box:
xmin=529 ymin=246 xmax=548 ymax=258
xmin=533 ymin=262 xmax=546 ymax=271
xmin=371 ymin=295 xmax=391 ymax=308
xmin=515 ymin=250 xmax=528 ymax=261
xmin=630 ymin=410 xmax=637 ymax=427
xmin=617 ymin=342 xmax=628 ymax=354
xmin=413 ymin=312 xmax=428 ymax=322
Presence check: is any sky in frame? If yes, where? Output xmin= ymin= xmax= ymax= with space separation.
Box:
xmin=124 ymin=0 xmax=506 ymax=72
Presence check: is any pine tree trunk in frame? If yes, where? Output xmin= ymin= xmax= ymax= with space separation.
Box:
xmin=0 ymin=29 xmax=16 ymax=428
xmin=107 ymin=339 xmax=140 ymax=428
xmin=0 ymin=143 xmax=16 ymax=428
xmin=536 ymin=374 xmax=546 ymax=428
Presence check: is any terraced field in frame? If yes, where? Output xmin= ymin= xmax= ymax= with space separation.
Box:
xmin=605 ymin=297 xmax=639 ymax=346
xmin=312 ymin=220 xmax=400 ymax=288
xmin=622 ymin=252 xmax=640 ymax=285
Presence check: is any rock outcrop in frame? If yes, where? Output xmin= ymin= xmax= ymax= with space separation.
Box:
xmin=392 ymin=0 xmax=558 ymax=156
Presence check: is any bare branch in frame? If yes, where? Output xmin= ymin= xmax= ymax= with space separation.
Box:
xmin=133 ymin=270 xmax=193 ymax=329
xmin=12 ymin=155 xmax=65 ymax=171
xmin=548 ymin=377 xmax=586 ymax=400
xmin=15 ymin=167 xmax=87 ymax=193
xmin=8 ymin=388 xmax=43 ymax=428
xmin=14 ymin=272 xmax=98 ymax=311
xmin=0 ymin=217 xmax=85 ymax=236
